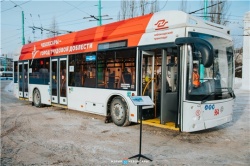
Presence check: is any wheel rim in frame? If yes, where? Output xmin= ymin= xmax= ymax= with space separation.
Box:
xmin=113 ymin=103 xmax=124 ymax=121
xmin=34 ymin=90 xmax=40 ymax=104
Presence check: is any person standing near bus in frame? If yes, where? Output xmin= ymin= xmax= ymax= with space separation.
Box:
xmin=193 ymin=63 xmax=200 ymax=88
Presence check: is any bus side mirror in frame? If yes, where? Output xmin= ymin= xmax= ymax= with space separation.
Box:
xmin=175 ymin=37 xmax=214 ymax=67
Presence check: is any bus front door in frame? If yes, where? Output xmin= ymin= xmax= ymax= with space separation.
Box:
xmin=141 ymin=49 xmax=179 ymax=128
xmin=141 ymin=51 xmax=156 ymax=119
xmin=18 ymin=61 xmax=28 ymax=98
xmin=51 ymin=57 xmax=67 ymax=105
xmin=160 ymin=49 xmax=178 ymax=125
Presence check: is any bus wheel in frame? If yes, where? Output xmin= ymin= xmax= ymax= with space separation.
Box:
xmin=33 ymin=89 xmax=42 ymax=107
xmin=110 ymin=96 xmax=130 ymax=126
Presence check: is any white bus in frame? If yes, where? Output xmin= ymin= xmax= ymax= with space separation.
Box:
xmin=13 ymin=11 xmax=235 ymax=132
xmin=0 ymin=71 xmax=13 ymax=80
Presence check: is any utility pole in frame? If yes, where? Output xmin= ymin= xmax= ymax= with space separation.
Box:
xmin=98 ymin=0 xmax=102 ymax=26
xmin=204 ymin=0 xmax=208 ymax=20
xmin=22 ymin=11 xmax=25 ymax=45
xmin=83 ymin=0 xmax=112 ymax=26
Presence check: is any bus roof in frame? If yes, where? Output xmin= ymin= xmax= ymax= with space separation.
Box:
xmin=19 ymin=10 xmax=230 ymax=61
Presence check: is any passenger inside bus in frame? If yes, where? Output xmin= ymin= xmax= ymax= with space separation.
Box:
xmin=192 ymin=63 xmax=200 ymax=88
xmin=121 ymin=68 xmax=132 ymax=88
xmin=60 ymin=69 xmax=66 ymax=96
xmin=107 ymin=70 xmax=116 ymax=88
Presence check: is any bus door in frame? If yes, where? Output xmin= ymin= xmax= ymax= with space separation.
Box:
xmin=141 ymin=51 xmax=156 ymax=119
xmin=51 ymin=57 xmax=67 ymax=105
xmin=141 ymin=49 xmax=179 ymax=125
xmin=160 ymin=49 xmax=178 ymax=125
xmin=18 ymin=61 xmax=28 ymax=98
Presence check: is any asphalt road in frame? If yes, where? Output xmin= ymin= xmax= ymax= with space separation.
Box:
xmin=1 ymin=80 xmax=249 ymax=165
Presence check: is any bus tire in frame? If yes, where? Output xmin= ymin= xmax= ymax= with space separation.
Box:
xmin=33 ymin=89 xmax=42 ymax=107
xmin=110 ymin=96 xmax=130 ymax=127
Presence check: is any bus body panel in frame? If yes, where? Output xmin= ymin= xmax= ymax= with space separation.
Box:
xmin=29 ymin=84 xmax=51 ymax=105
xmin=13 ymin=83 xmax=19 ymax=98
xmin=67 ymin=86 xmax=138 ymax=122
xmin=182 ymin=101 xmax=205 ymax=132
xmin=201 ymin=99 xmax=234 ymax=121
xmin=139 ymin=27 xmax=186 ymax=46
xmin=202 ymin=100 xmax=233 ymax=129
xmin=186 ymin=27 xmax=232 ymax=41
xmin=19 ymin=14 xmax=154 ymax=61
xmin=182 ymin=99 xmax=234 ymax=132
xmin=138 ymin=11 xmax=187 ymax=46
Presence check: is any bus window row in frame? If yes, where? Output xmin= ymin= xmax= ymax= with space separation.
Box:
xmin=18 ymin=48 xmax=137 ymax=90
xmin=68 ymin=48 xmax=136 ymax=90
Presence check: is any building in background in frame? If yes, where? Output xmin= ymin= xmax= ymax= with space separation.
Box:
xmin=0 ymin=55 xmax=13 ymax=71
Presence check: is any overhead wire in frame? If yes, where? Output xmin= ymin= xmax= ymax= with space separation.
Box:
xmin=2 ymin=0 xmax=31 ymax=12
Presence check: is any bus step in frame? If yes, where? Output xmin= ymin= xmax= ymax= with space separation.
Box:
xmin=51 ymin=103 xmax=68 ymax=109
xmin=142 ymin=118 xmax=179 ymax=131
xmin=19 ymin=97 xmax=29 ymax=101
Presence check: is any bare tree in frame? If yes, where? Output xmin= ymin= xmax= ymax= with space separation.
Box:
xmin=129 ymin=0 xmax=137 ymax=18
xmin=117 ymin=11 xmax=121 ymax=21
xmin=120 ymin=0 xmax=129 ymax=20
xmin=118 ymin=0 xmax=159 ymax=20
xmin=208 ymin=0 xmax=231 ymax=25
xmin=139 ymin=0 xmax=149 ymax=16
xmin=150 ymin=0 xmax=159 ymax=13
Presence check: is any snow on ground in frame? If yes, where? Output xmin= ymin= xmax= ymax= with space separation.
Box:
xmin=234 ymin=77 xmax=242 ymax=89
xmin=4 ymin=81 xmax=13 ymax=93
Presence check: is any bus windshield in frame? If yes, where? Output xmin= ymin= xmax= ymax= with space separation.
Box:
xmin=187 ymin=32 xmax=234 ymax=101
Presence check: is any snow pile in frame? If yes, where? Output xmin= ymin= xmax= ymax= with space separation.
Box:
xmin=234 ymin=77 xmax=242 ymax=89
xmin=4 ymin=81 xmax=14 ymax=93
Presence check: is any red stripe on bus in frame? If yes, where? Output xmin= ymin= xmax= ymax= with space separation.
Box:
xmin=19 ymin=14 xmax=153 ymax=61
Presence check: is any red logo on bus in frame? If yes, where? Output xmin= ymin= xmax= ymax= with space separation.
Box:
xmin=155 ymin=19 xmax=169 ymax=30
xmin=214 ymin=109 xmax=220 ymax=116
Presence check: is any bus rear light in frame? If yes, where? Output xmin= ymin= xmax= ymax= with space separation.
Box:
xmin=131 ymin=114 xmax=134 ymax=117
xmin=81 ymin=105 xmax=83 ymax=108
xmin=132 ymin=93 xmax=135 ymax=96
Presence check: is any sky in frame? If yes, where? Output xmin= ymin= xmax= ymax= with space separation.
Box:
xmin=1 ymin=0 xmax=249 ymax=56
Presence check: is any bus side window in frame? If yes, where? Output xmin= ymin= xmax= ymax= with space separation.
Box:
xmin=121 ymin=68 xmax=132 ymax=87
xmin=107 ymin=71 xmax=115 ymax=88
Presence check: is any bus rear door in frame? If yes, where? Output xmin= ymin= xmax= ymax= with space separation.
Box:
xmin=51 ymin=57 xmax=67 ymax=105
xmin=18 ymin=61 xmax=28 ymax=98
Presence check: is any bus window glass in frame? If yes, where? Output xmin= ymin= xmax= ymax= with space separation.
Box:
xmin=68 ymin=54 xmax=76 ymax=86
xmin=187 ymin=32 xmax=234 ymax=101
xmin=68 ymin=53 xmax=96 ymax=88
xmin=166 ymin=48 xmax=178 ymax=92
xmin=29 ymin=58 xmax=50 ymax=85
xmin=60 ymin=60 xmax=67 ymax=97
xmin=97 ymin=48 xmax=136 ymax=90
xmin=14 ymin=62 xmax=18 ymax=83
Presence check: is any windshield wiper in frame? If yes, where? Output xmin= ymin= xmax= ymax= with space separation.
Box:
xmin=201 ymin=91 xmax=217 ymax=104
xmin=216 ymin=87 xmax=236 ymax=99
xmin=201 ymin=88 xmax=236 ymax=104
